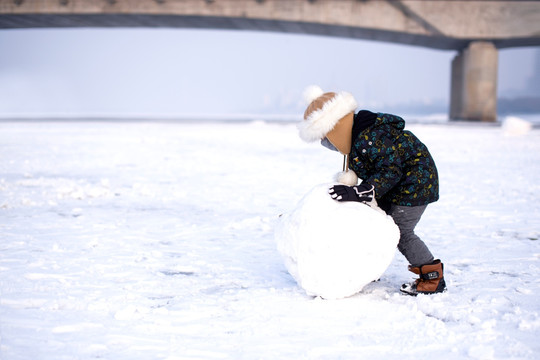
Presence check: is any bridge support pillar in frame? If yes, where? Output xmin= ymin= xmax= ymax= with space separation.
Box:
xmin=450 ymin=41 xmax=498 ymax=122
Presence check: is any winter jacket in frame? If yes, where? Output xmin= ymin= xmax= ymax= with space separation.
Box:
xmin=349 ymin=112 xmax=439 ymax=209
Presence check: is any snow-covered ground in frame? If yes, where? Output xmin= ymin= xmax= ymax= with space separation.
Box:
xmin=1 ymin=117 xmax=539 ymax=359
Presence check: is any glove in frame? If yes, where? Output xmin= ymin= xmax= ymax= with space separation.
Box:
xmin=329 ymin=183 xmax=375 ymax=202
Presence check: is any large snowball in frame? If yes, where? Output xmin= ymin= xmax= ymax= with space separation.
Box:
xmin=275 ymin=184 xmax=400 ymax=299
xmin=502 ymin=116 xmax=532 ymax=136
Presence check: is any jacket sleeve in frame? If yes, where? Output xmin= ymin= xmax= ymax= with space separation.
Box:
xmin=363 ymin=131 xmax=403 ymax=199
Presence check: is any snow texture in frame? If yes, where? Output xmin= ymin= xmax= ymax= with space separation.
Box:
xmin=1 ymin=117 xmax=540 ymax=359
xmin=275 ymin=184 xmax=399 ymax=299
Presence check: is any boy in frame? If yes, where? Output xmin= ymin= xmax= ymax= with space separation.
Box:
xmin=298 ymin=86 xmax=446 ymax=295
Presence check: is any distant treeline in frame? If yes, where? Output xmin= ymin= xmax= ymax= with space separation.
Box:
xmin=497 ymin=97 xmax=540 ymax=114
xmin=385 ymin=97 xmax=540 ymax=115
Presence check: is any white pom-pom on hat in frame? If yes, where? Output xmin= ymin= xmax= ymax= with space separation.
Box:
xmin=303 ymin=85 xmax=324 ymax=104
xmin=335 ymin=170 xmax=359 ymax=186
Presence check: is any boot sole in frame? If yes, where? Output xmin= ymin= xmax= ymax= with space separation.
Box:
xmin=399 ymin=287 xmax=447 ymax=296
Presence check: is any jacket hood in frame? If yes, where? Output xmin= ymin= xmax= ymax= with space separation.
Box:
xmin=351 ymin=112 xmax=406 ymax=147
xmin=352 ymin=111 xmax=405 ymax=141
xmin=376 ymin=112 xmax=405 ymax=130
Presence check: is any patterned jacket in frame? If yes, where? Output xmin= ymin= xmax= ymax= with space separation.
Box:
xmin=349 ymin=112 xmax=439 ymax=208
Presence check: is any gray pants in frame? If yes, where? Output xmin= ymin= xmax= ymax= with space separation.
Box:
xmin=387 ymin=204 xmax=434 ymax=267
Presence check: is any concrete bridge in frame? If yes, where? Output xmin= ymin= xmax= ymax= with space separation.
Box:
xmin=1 ymin=0 xmax=540 ymax=122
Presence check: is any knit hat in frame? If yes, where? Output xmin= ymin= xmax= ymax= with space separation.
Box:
xmin=299 ymin=86 xmax=359 ymax=186
xmin=299 ymin=86 xmax=358 ymax=155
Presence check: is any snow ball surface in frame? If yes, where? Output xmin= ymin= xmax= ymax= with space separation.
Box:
xmin=275 ymin=184 xmax=400 ymax=299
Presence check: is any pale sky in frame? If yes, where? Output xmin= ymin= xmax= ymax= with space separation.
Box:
xmin=0 ymin=28 xmax=538 ymax=118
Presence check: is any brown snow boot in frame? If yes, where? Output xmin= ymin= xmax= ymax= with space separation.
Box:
xmin=400 ymin=259 xmax=446 ymax=296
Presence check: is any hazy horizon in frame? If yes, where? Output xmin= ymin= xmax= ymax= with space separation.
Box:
xmin=0 ymin=28 xmax=538 ymax=118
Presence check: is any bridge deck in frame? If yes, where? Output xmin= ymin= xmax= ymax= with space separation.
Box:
xmin=1 ymin=0 xmax=540 ymax=50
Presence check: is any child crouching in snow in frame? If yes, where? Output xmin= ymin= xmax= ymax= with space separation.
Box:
xmin=298 ymin=86 xmax=446 ymax=296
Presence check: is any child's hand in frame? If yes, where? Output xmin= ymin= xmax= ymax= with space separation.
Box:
xmin=329 ymin=184 xmax=375 ymax=202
